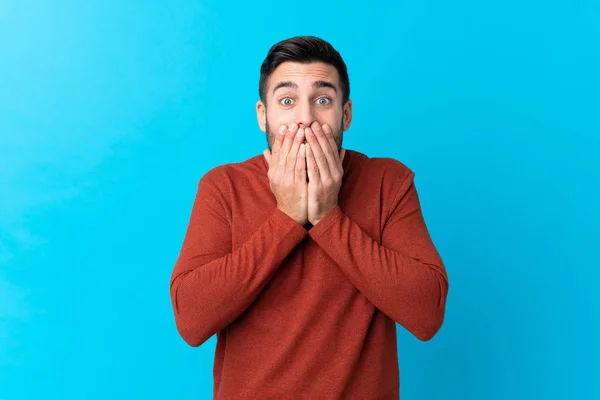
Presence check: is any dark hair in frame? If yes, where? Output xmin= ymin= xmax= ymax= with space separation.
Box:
xmin=259 ymin=36 xmax=350 ymax=105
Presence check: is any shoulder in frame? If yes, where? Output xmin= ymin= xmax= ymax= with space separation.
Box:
xmin=197 ymin=154 xmax=266 ymax=190
xmin=368 ymin=156 xmax=413 ymax=177
xmin=198 ymin=164 xmax=231 ymax=188
xmin=359 ymin=152 xmax=415 ymax=190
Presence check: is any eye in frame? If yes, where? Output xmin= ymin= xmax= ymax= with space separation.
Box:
xmin=316 ymin=97 xmax=331 ymax=106
xmin=280 ymin=97 xmax=293 ymax=106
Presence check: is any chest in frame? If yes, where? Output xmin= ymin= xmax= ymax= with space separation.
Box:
xmin=228 ymin=175 xmax=385 ymax=302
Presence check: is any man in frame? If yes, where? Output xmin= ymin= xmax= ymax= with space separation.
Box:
xmin=169 ymin=36 xmax=449 ymax=399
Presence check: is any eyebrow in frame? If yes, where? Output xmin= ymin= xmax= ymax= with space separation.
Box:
xmin=272 ymin=80 xmax=338 ymax=94
xmin=313 ymin=80 xmax=338 ymax=93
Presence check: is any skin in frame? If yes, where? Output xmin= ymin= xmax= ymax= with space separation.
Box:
xmin=257 ymin=62 xmax=353 ymax=226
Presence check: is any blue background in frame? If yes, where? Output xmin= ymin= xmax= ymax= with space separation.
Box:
xmin=1 ymin=1 xmax=598 ymax=399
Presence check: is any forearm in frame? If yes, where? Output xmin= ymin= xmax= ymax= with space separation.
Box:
xmin=170 ymin=208 xmax=307 ymax=347
xmin=309 ymin=206 xmax=448 ymax=341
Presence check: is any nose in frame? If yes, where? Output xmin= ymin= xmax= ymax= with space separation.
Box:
xmin=296 ymin=102 xmax=315 ymax=129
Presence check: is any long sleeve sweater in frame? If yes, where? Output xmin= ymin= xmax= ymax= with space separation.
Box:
xmin=169 ymin=149 xmax=449 ymax=399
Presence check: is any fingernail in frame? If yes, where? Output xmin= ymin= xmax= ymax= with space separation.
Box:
xmin=279 ymin=125 xmax=286 ymax=134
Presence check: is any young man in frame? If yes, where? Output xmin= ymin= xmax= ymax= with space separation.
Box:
xmin=170 ymin=36 xmax=449 ymax=399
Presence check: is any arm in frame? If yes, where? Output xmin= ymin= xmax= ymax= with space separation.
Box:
xmin=170 ymin=172 xmax=308 ymax=347
xmin=307 ymin=171 xmax=448 ymax=341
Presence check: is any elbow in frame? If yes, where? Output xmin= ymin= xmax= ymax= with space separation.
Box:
xmin=393 ymin=305 xmax=446 ymax=342
xmin=171 ymin=300 xmax=215 ymax=347
xmin=175 ymin=318 xmax=212 ymax=348
xmin=170 ymin=278 xmax=214 ymax=348
xmin=408 ymin=277 xmax=449 ymax=341
xmin=411 ymin=311 xmax=445 ymax=341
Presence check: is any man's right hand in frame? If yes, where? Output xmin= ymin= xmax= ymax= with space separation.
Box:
xmin=263 ymin=123 xmax=308 ymax=226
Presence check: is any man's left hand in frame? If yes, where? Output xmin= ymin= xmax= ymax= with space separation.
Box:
xmin=305 ymin=121 xmax=346 ymax=226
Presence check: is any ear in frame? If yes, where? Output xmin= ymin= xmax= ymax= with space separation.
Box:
xmin=256 ymin=100 xmax=266 ymax=132
xmin=342 ymin=99 xmax=353 ymax=131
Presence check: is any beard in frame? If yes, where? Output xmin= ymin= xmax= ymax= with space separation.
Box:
xmin=265 ymin=116 xmax=344 ymax=154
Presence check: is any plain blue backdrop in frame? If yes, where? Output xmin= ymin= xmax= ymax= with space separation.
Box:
xmin=1 ymin=1 xmax=598 ymax=399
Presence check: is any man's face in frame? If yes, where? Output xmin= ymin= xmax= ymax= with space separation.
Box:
xmin=256 ymin=61 xmax=352 ymax=152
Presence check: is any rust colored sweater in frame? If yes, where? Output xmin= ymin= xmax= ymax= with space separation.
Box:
xmin=170 ymin=149 xmax=449 ymax=399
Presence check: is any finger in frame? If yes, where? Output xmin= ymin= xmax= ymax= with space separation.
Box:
xmin=305 ymin=143 xmax=320 ymax=184
xmin=271 ymin=125 xmax=287 ymax=162
xmin=316 ymin=123 xmax=340 ymax=170
xmin=287 ymin=126 xmax=305 ymax=175
xmin=340 ymin=148 xmax=346 ymax=164
xmin=279 ymin=123 xmax=298 ymax=171
xmin=305 ymin=126 xmax=329 ymax=179
xmin=295 ymin=143 xmax=306 ymax=184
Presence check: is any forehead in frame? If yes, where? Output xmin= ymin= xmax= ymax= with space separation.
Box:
xmin=268 ymin=62 xmax=340 ymax=90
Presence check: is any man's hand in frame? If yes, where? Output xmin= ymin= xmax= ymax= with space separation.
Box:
xmin=305 ymin=122 xmax=346 ymax=226
xmin=263 ymin=123 xmax=308 ymax=226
